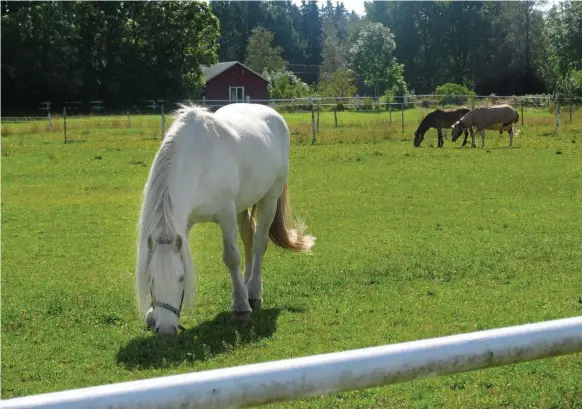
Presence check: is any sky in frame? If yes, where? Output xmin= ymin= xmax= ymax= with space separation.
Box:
xmin=289 ymin=0 xmax=565 ymax=16
xmin=291 ymin=0 xmax=366 ymax=15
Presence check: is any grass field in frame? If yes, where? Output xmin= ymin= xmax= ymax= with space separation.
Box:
xmin=2 ymin=108 xmax=581 ymax=408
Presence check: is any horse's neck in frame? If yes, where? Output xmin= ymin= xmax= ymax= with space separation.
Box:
xmin=418 ymin=117 xmax=433 ymax=134
xmin=462 ymin=112 xmax=475 ymax=127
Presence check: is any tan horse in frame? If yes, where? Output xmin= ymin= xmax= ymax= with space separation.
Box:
xmin=451 ymin=104 xmax=519 ymax=148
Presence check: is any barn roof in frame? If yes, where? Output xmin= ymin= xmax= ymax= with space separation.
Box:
xmin=202 ymin=61 xmax=270 ymax=84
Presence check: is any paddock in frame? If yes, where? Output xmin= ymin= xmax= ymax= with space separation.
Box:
xmin=2 ymin=106 xmax=581 ymax=408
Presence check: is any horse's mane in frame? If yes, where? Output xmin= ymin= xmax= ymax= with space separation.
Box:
xmin=140 ymin=103 xmax=211 ymax=240
xmin=135 ymin=103 xmax=207 ymax=314
xmin=171 ymin=102 xmax=210 ymax=120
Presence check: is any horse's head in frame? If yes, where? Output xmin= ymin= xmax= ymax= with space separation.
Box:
xmin=413 ymin=130 xmax=424 ymax=147
xmin=145 ymin=234 xmax=186 ymax=335
xmin=451 ymin=121 xmax=464 ymax=142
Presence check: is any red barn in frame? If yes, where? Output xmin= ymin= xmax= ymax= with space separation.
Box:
xmin=202 ymin=61 xmax=270 ymax=104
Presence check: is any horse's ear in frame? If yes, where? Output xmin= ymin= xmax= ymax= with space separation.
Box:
xmin=175 ymin=235 xmax=183 ymax=252
xmin=147 ymin=235 xmax=154 ymax=252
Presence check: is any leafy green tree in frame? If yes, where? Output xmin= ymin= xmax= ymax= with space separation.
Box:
xmin=299 ymin=0 xmax=323 ymax=83
xmin=350 ymin=22 xmax=407 ymax=98
xmin=245 ymin=26 xmax=287 ymax=74
xmin=1 ymin=1 xmax=219 ymax=112
xmin=318 ymin=67 xmax=357 ymax=98
xmin=544 ymin=1 xmax=582 ymax=96
xmin=434 ymin=83 xmax=476 ymax=105
xmin=263 ymin=70 xmax=311 ymax=99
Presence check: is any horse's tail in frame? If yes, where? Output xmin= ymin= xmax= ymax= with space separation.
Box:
xmin=268 ymin=182 xmax=315 ymax=252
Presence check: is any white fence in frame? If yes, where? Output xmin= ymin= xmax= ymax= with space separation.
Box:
xmin=3 ymin=316 xmax=582 ymax=409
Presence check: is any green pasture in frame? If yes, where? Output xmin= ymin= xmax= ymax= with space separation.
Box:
xmin=1 ymin=109 xmax=581 ymax=408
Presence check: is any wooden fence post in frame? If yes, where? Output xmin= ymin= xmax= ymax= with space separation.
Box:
xmin=401 ymin=103 xmax=404 ymax=133
xmin=317 ymin=101 xmax=320 ymax=134
xmin=554 ymin=97 xmax=560 ymax=136
xmin=63 ymin=107 xmax=67 ymax=144
xmin=334 ymin=106 xmax=338 ymax=128
xmin=311 ymin=105 xmax=316 ymax=144
xmin=161 ymin=104 xmax=166 ymax=140
xmin=389 ymin=104 xmax=392 ymax=125
xmin=521 ymin=101 xmax=524 ymax=126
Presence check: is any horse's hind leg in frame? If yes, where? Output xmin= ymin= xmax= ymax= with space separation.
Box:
xmin=480 ymin=129 xmax=486 ymax=148
xmin=509 ymin=124 xmax=514 ymax=148
xmin=437 ymin=128 xmax=443 ymax=148
xmin=246 ymin=187 xmax=282 ymax=309
xmin=237 ymin=209 xmax=254 ymax=285
xmin=217 ymin=205 xmax=251 ymax=319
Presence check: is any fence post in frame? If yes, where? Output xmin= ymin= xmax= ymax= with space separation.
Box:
xmin=63 ymin=107 xmax=67 ymax=144
xmin=389 ymin=104 xmax=392 ymax=125
xmin=202 ymin=96 xmax=206 ymax=106
xmin=161 ymin=104 xmax=166 ymax=140
xmin=127 ymin=110 xmax=131 ymax=128
xmin=401 ymin=103 xmax=404 ymax=133
xmin=317 ymin=101 xmax=320 ymax=134
xmin=311 ymin=105 xmax=316 ymax=144
xmin=521 ymin=101 xmax=524 ymax=127
xmin=554 ymin=96 xmax=560 ymax=136
xmin=334 ymin=106 xmax=338 ymax=128
xmin=48 ymin=110 xmax=52 ymax=132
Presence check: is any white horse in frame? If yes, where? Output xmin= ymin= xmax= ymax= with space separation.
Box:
xmin=136 ymin=103 xmax=315 ymax=335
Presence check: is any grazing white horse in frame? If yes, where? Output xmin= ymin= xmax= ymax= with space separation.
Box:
xmin=136 ymin=103 xmax=315 ymax=335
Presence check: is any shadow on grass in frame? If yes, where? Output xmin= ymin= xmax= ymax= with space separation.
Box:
xmin=116 ymin=307 xmax=291 ymax=369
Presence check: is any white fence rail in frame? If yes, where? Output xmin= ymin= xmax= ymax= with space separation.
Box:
xmin=3 ymin=316 xmax=582 ymax=409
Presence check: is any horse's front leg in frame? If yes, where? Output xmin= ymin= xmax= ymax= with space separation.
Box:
xmin=246 ymin=190 xmax=280 ymax=310
xmin=217 ymin=206 xmax=251 ymax=320
xmin=461 ymin=128 xmax=469 ymax=147
xmin=437 ymin=128 xmax=443 ymax=148
xmin=480 ymin=129 xmax=486 ymax=148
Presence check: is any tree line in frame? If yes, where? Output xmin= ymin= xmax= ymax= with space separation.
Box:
xmin=1 ymin=1 xmax=581 ymax=115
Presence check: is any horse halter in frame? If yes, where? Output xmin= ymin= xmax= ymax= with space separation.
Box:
xmin=148 ymin=236 xmax=187 ymax=331
xmin=151 ymin=290 xmax=184 ymax=318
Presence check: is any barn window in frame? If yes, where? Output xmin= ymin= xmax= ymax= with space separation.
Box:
xmin=229 ymin=86 xmax=244 ymax=103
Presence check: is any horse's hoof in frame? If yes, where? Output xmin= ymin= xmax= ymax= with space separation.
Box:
xmin=231 ymin=311 xmax=252 ymax=323
xmin=249 ymin=298 xmax=262 ymax=310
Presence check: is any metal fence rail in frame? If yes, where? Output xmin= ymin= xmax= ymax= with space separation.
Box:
xmin=3 ymin=316 xmax=582 ymax=409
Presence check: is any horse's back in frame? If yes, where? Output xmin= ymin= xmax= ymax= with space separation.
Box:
xmin=215 ymin=104 xmax=289 ymax=143
xmin=211 ymin=104 xmax=290 ymax=210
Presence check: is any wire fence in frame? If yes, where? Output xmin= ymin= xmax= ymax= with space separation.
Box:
xmin=1 ymin=95 xmax=581 ymax=145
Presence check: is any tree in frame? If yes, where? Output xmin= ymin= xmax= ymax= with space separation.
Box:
xmin=1 ymin=1 xmax=219 ymax=113
xmin=350 ymin=22 xmax=406 ymax=98
xmin=319 ymin=1 xmax=351 ymax=82
xmin=299 ymin=0 xmax=323 ymax=84
xmin=262 ymin=69 xmax=311 ymax=99
xmin=544 ymin=1 xmax=582 ymax=96
xmin=318 ymin=67 xmax=356 ymax=98
xmin=244 ymin=26 xmax=287 ymax=74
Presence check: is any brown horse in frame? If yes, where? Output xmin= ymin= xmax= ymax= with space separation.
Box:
xmin=414 ymin=107 xmax=472 ymax=148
